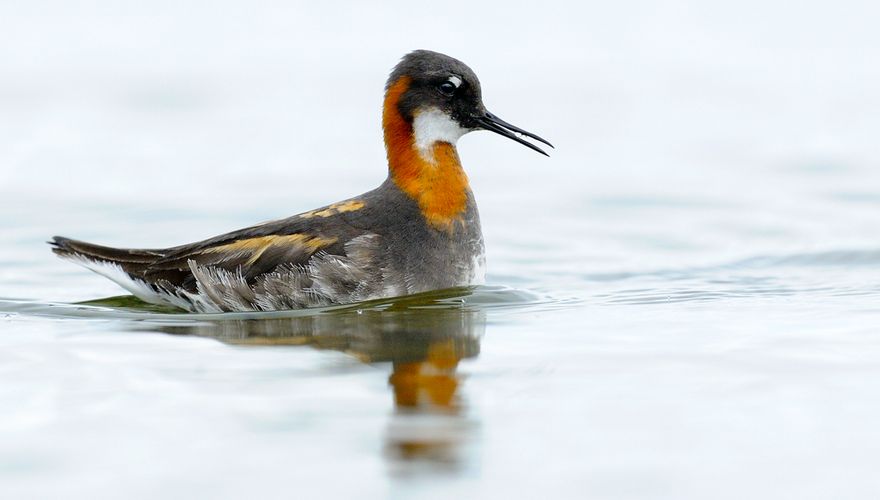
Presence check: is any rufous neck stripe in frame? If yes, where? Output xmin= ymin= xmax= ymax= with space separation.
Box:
xmin=383 ymin=76 xmax=471 ymax=231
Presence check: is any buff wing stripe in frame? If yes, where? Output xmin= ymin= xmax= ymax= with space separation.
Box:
xmin=201 ymin=234 xmax=339 ymax=265
xmin=144 ymin=232 xmax=340 ymax=282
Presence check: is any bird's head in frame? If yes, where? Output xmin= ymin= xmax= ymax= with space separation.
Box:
xmin=383 ymin=50 xmax=553 ymax=157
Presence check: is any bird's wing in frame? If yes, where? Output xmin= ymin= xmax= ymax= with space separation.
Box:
xmin=146 ymin=203 xmax=369 ymax=283
xmin=51 ymin=193 xmax=380 ymax=296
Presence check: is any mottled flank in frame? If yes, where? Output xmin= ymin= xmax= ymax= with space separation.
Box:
xmin=185 ymin=234 xmax=390 ymax=312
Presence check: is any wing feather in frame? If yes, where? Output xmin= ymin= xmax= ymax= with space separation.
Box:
xmin=145 ymin=233 xmax=340 ymax=280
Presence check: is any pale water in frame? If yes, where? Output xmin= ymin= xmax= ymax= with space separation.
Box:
xmin=2 ymin=2 xmax=880 ymax=499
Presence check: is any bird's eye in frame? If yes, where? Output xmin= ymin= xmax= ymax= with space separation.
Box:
xmin=438 ymin=81 xmax=457 ymax=96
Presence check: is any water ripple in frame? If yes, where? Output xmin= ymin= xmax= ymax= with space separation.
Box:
xmin=585 ymin=248 xmax=880 ymax=306
xmin=0 ymin=285 xmax=580 ymax=323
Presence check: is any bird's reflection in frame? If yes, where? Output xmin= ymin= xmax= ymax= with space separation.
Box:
xmin=385 ymin=336 xmax=473 ymax=469
xmin=148 ymin=297 xmax=484 ymax=470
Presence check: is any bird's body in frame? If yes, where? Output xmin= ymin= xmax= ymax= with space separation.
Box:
xmin=51 ymin=50 xmax=550 ymax=312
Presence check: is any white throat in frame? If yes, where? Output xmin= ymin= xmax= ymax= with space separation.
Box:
xmin=412 ymin=108 xmax=468 ymax=163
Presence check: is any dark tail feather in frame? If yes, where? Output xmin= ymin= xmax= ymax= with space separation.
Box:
xmin=49 ymin=236 xmax=166 ymax=275
xmin=50 ymin=236 xmax=192 ymax=287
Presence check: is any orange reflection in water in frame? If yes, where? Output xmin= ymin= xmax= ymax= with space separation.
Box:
xmin=385 ymin=338 xmax=475 ymax=467
xmin=391 ymin=340 xmax=461 ymax=410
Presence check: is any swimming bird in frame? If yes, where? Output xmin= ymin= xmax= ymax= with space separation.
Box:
xmin=50 ymin=50 xmax=552 ymax=312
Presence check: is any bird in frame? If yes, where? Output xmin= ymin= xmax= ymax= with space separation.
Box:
xmin=50 ymin=50 xmax=552 ymax=313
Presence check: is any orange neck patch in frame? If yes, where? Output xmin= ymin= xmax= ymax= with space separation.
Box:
xmin=383 ymin=76 xmax=471 ymax=231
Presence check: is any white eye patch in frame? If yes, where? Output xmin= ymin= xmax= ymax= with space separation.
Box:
xmin=448 ymin=75 xmax=462 ymax=88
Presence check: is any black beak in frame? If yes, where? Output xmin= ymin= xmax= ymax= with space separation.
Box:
xmin=475 ymin=111 xmax=554 ymax=156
